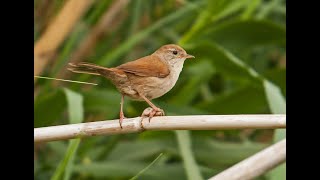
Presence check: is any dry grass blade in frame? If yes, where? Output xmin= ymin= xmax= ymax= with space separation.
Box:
xmin=34 ymin=76 xmax=98 ymax=85
xmin=34 ymin=0 xmax=93 ymax=80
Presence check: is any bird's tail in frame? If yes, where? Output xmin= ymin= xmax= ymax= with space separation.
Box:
xmin=68 ymin=62 xmax=108 ymax=76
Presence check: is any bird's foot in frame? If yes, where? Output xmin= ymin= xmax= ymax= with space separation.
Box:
xmin=119 ymin=112 xmax=126 ymax=129
xmin=141 ymin=107 xmax=165 ymax=122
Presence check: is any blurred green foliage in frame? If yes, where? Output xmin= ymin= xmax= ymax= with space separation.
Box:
xmin=34 ymin=0 xmax=286 ymax=179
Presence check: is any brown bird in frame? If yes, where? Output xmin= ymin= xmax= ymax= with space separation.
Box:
xmin=68 ymin=44 xmax=194 ymax=128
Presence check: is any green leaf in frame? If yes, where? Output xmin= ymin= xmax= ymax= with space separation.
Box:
xmin=34 ymin=89 xmax=66 ymax=127
xmin=107 ymin=139 xmax=172 ymax=161
xmin=129 ymin=153 xmax=163 ymax=180
xmin=195 ymin=20 xmax=286 ymax=54
xmin=269 ymin=162 xmax=286 ymax=180
xmin=82 ymin=89 xmax=121 ymax=117
xmin=193 ymin=137 xmax=268 ymax=166
xmin=263 ymin=80 xmax=286 ymax=114
xmin=63 ymin=88 xmax=83 ymax=124
xmin=51 ymin=139 xmax=81 ymax=180
xmin=197 ymin=85 xmax=268 ymax=114
xmin=263 ymin=70 xmax=286 ymax=180
xmin=187 ymin=42 xmax=262 ymax=83
xmin=268 ymin=128 xmax=286 ymax=180
xmin=51 ymin=88 xmax=84 ymax=180
xmin=264 ymin=68 xmax=286 ymax=97
xmin=170 ymin=60 xmax=215 ymax=105
xmin=175 ymin=131 xmax=203 ymax=180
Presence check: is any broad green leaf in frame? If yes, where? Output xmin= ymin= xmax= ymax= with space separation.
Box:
xmin=263 ymin=80 xmax=286 ymax=114
xmin=187 ymin=42 xmax=262 ymax=83
xmin=196 ymin=85 xmax=268 ymax=114
xmin=264 ymin=68 xmax=286 ymax=96
xmin=263 ymin=80 xmax=286 ymax=180
xmin=268 ymin=128 xmax=286 ymax=180
xmin=82 ymin=89 xmax=121 ymax=117
xmin=269 ymin=162 xmax=286 ymax=180
xmin=63 ymin=88 xmax=83 ymax=124
xmin=34 ymin=89 xmax=66 ymax=127
xmin=262 ymin=60 xmax=286 ymax=180
xmin=192 ymin=137 xmax=267 ymax=166
xmin=194 ymin=20 xmax=286 ymax=54
xmin=51 ymin=89 xmax=84 ymax=180
xmin=170 ymin=60 xmax=215 ymax=105
xmin=175 ymin=131 xmax=203 ymax=180
xmin=107 ymin=139 xmax=173 ymax=161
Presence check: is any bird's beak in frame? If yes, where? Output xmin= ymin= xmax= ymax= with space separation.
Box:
xmin=185 ymin=54 xmax=195 ymax=59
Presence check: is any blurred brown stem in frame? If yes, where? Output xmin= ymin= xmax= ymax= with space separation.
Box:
xmin=55 ymin=0 xmax=129 ymax=84
xmin=34 ymin=0 xmax=93 ymax=82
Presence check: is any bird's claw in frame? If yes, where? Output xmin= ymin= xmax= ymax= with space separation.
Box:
xmin=141 ymin=107 xmax=165 ymax=122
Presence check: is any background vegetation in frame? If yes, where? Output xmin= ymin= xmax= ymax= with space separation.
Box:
xmin=34 ymin=0 xmax=286 ymax=179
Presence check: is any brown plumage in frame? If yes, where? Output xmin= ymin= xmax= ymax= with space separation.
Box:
xmin=68 ymin=44 xmax=195 ymax=128
xmin=117 ymin=55 xmax=170 ymax=78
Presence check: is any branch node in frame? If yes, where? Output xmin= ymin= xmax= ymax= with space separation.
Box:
xmin=140 ymin=117 xmax=146 ymax=132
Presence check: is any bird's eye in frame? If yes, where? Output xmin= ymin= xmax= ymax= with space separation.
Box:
xmin=173 ymin=50 xmax=178 ymax=55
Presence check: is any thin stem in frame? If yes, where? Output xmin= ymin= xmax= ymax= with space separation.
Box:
xmin=129 ymin=153 xmax=163 ymax=180
xmin=34 ymin=76 xmax=97 ymax=85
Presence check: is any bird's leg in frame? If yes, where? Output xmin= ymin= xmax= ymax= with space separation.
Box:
xmin=119 ymin=94 xmax=126 ymax=128
xmin=139 ymin=94 xmax=165 ymax=122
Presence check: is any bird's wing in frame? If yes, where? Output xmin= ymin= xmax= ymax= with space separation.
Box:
xmin=116 ymin=55 xmax=170 ymax=78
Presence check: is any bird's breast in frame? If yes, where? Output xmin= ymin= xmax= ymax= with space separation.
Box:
xmin=142 ymin=61 xmax=184 ymax=99
xmin=120 ymin=61 xmax=184 ymax=100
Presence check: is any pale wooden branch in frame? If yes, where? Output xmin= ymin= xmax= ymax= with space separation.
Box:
xmin=210 ymin=138 xmax=286 ymax=180
xmin=34 ymin=114 xmax=285 ymax=143
xmin=34 ymin=0 xmax=93 ymax=80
